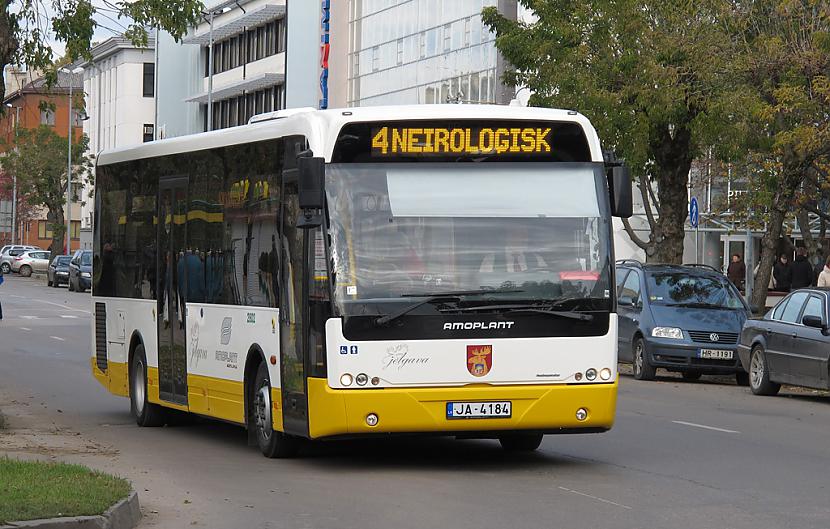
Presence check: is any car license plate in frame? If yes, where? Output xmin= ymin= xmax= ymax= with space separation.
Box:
xmin=699 ymin=349 xmax=733 ymax=360
xmin=446 ymin=401 xmax=511 ymax=419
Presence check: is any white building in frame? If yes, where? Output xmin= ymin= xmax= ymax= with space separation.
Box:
xmin=78 ymin=36 xmax=156 ymax=239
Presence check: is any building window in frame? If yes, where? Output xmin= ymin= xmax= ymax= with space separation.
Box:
xmin=396 ymin=38 xmax=403 ymax=65
xmin=143 ymin=124 xmax=154 ymax=143
xmin=71 ymin=220 xmax=80 ymax=240
xmin=372 ymin=45 xmax=380 ymax=72
xmin=38 ymin=221 xmax=54 ymax=239
xmin=143 ymin=63 xmax=154 ymax=97
xmin=71 ymin=109 xmax=83 ymax=127
xmin=205 ymin=19 xmax=285 ymax=77
xmin=40 ymin=109 xmax=55 ymax=126
xmin=443 ymin=23 xmax=452 ymax=52
xmin=464 ymin=17 xmax=471 ymax=47
xmin=206 ymin=84 xmax=285 ymax=131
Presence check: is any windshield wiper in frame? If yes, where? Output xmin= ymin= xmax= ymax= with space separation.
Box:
xmin=375 ymin=289 xmax=524 ymax=326
xmin=444 ymin=302 xmax=594 ymax=321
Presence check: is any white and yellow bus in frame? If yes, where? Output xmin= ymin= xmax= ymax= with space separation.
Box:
xmin=91 ymin=105 xmax=632 ymax=457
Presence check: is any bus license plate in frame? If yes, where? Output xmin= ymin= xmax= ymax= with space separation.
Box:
xmin=446 ymin=401 xmax=512 ymax=419
xmin=699 ymin=349 xmax=733 ymax=360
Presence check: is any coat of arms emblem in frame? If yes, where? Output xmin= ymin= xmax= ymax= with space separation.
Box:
xmin=467 ymin=345 xmax=492 ymax=377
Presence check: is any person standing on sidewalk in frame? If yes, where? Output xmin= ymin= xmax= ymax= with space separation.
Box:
xmin=727 ymin=253 xmax=746 ymax=289
xmin=818 ymin=256 xmax=830 ymax=287
xmin=773 ymin=253 xmax=792 ymax=292
xmin=791 ymin=247 xmax=814 ymax=289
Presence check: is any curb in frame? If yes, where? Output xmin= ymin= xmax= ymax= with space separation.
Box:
xmin=1 ymin=491 xmax=141 ymax=529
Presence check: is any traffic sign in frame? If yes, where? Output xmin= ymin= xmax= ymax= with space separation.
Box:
xmin=690 ymin=197 xmax=699 ymax=228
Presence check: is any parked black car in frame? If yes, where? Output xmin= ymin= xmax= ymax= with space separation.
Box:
xmin=47 ymin=255 xmax=73 ymax=287
xmin=738 ymin=288 xmax=830 ymax=395
xmin=68 ymin=249 xmax=92 ymax=292
xmin=615 ymin=260 xmax=752 ymax=384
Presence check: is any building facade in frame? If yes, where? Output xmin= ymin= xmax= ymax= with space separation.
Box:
xmin=76 ymin=36 xmax=157 ymax=243
xmin=0 ymin=71 xmax=84 ymax=251
xmin=331 ymin=0 xmax=517 ymax=107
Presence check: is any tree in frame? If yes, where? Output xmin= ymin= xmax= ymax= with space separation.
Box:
xmin=0 ymin=168 xmax=37 ymax=243
xmin=483 ymin=0 xmax=738 ymax=263
xmin=0 ymin=126 xmax=92 ymax=255
xmin=0 ymin=0 xmax=203 ymax=104
xmin=727 ymin=1 xmax=830 ymax=308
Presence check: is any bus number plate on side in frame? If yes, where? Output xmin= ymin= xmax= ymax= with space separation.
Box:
xmin=446 ymin=401 xmax=512 ymax=419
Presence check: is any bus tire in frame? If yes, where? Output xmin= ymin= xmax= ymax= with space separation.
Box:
xmin=499 ymin=433 xmax=543 ymax=452
xmin=130 ymin=344 xmax=166 ymax=427
xmin=252 ymin=362 xmax=298 ymax=458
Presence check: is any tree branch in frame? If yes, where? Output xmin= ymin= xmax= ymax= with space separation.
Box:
xmin=621 ymin=218 xmax=650 ymax=251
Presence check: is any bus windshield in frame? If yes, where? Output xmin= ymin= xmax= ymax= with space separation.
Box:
xmin=325 ymin=163 xmax=611 ymax=315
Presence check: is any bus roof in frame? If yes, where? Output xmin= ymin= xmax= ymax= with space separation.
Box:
xmin=96 ymin=104 xmax=604 ymax=166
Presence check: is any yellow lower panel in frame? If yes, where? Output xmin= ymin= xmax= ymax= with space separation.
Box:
xmin=271 ymin=387 xmax=283 ymax=432
xmin=146 ymin=367 xmax=188 ymax=412
xmin=91 ymin=357 xmax=109 ymax=391
xmin=90 ymin=358 xmax=128 ymax=398
xmin=307 ymin=378 xmax=617 ymax=439
xmin=188 ymin=374 xmax=245 ymax=424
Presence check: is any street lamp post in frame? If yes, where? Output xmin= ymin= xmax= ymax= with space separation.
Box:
xmin=5 ymin=103 xmax=20 ymax=244
xmin=59 ymin=66 xmax=84 ymax=256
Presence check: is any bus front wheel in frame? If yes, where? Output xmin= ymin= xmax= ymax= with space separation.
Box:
xmin=252 ymin=363 xmax=298 ymax=458
xmin=499 ymin=433 xmax=543 ymax=452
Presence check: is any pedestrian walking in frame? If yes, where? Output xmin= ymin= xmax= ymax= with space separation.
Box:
xmin=726 ymin=253 xmax=746 ymax=289
xmin=773 ymin=253 xmax=792 ymax=292
xmin=790 ymin=247 xmax=814 ymax=289
xmin=818 ymin=256 xmax=830 ymax=287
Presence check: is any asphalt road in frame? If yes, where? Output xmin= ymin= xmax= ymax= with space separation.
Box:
xmin=1 ymin=274 xmax=829 ymax=529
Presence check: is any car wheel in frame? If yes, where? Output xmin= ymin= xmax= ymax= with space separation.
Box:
xmin=0 ymin=263 xmax=9 ymax=273
xmin=251 ymin=362 xmax=298 ymax=458
xmin=499 ymin=433 xmax=544 ymax=452
xmin=749 ymin=346 xmax=780 ymax=396
xmin=735 ymin=371 xmax=750 ymax=387
xmin=681 ymin=370 xmax=702 ymax=381
xmin=632 ymin=336 xmax=656 ymax=380
xmin=19 ymin=265 xmax=32 ymax=277
xmin=130 ymin=344 xmax=166 ymax=426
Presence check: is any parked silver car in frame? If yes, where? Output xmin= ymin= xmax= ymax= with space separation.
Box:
xmin=0 ymin=245 xmax=39 ymax=273
xmin=11 ymin=249 xmax=51 ymax=276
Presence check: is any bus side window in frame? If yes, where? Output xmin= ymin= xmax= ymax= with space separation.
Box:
xmin=307 ymin=226 xmax=331 ymax=378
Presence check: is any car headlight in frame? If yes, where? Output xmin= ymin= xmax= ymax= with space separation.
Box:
xmin=81 ymin=272 xmax=91 ymax=278
xmin=651 ymin=326 xmax=684 ymax=340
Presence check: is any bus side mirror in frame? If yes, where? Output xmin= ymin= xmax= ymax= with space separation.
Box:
xmin=298 ymin=156 xmax=325 ymax=229
xmin=608 ymin=165 xmax=633 ymax=218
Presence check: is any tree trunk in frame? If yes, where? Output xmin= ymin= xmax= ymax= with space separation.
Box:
xmin=649 ymin=124 xmax=694 ymax=264
xmin=0 ymin=4 xmax=20 ymax=105
xmin=46 ymin=205 xmax=66 ymax=256
xmin=796 ymin=208 xmax=820 ymax=263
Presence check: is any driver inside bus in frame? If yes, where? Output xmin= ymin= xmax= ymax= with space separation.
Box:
xmin=478 ymin=223 xmax=549 ymax=273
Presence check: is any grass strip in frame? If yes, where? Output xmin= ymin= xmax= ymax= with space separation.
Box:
xmin=0 ymin=457 xmax=131 ymax=524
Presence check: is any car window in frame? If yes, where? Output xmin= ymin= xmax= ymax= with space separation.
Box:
xmin=8 ymin=249 xmax=23 ymax=256
xmin=620 ymin=271 xmax=641 ymax=302
xmin=645 ymin=272 xmax=744 ymax=308
xmin=80 ymin=252 xmax=92 ymax=266
xmin=615 ymin=269 xmax=629 ymax=294
xmin=56 ymin=256 xmax=71 ymax=265
xmin=802 ymin=295 xmax=824 ymax=323
xmin=780 ymin=291 xmax=809 ymax=324
xmin=772 ymin=298 xmax=789 ymax=320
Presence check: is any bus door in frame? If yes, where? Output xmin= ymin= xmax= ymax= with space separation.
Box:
xmin=157 ymin=177 xmax=189 ymax=406
xmin=279 ymin=165 xmax=309 ymax=437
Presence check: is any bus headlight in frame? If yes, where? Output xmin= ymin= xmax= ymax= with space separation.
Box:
xmin=340 ymin=373 xmax=353 ymax=386
xmin=652 ymin=327 xmax=683 ymax=340
xmin=585 ymin=368 xmax=597 ymax=381
xmin=355 ymin=373 xmax=368 ymax=386
xmin=600 ymin=368 xmax=612 ymax=381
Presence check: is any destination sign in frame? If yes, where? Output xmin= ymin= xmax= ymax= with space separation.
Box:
xmin=371 ymin=126 xmax=552 ymax=156
xmin=332 ymin=120 xmax=591 ymax=163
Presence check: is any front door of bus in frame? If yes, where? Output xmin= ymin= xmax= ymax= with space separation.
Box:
xmin=157 ymin=178 xmax=188 ymax=406
xmin=279 ymin=173 xmax=309 ymax=437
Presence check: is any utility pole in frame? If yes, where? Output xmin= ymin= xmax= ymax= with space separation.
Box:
xmin=5 ymin=103 xmax=21 ymax=244
xmin=60 ymin=66 xmax=84 ymax=255
xmin=207 ymin=9 xmax=215 ymax=131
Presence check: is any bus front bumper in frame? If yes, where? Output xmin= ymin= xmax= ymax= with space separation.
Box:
xmin=306 ymin=378 xmax=617 ymax=439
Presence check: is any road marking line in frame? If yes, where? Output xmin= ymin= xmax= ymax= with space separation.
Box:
xmin=672 ymin=420 xmax=739 ymax=434
xmin=31 ymin=298 xmax=91 ymax=314
xmin=20 ymin=315 xmax=38 ymax=320
xmin=558 ymin=486 xmax=632 ymax=510
xmin=20 ymin=327 xmax=31 ymax=331
xmin=50 ymin=336 xmax=65 ymax=341
xmin=59 ymin=315 xmax=78 ymax=319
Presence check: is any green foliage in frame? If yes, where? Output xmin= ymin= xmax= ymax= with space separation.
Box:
xmin=0 ymin=126 xmax=92 ymax=253
xmin=0 ymin=0 xmax=205 ymax=103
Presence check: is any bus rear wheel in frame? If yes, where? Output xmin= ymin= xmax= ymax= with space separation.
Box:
xmin=252 ymin=363 xmax=298 ymax=458
xmin=499 ymin=433 xmax=543 ymax=452
xmin=130 ymin=344 xmax=166 ymax=427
